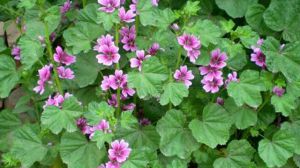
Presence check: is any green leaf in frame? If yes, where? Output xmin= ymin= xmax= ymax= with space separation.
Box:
xmin=91 ymin=130 xmax=113 ymax=150
xmin=0 ymin=55 xmax=19 ymax=98
xmin=219 ymin=19 xmax=235 ymax=34
xmin=0 ymin=110 xmax=21 ymax=136
xmin=215 ymin=0 xmax=258 ymax=18
xmin=189 ymin=103 xmax=232 ymax=148
xmin=44 ymin=6 xmax=61 ymax=32
xmin=72 ymin=52 xmax=104 ymax=88
xmin=224 ymin=98 xmax=257 ymax=129
xmin=63 ymin=22 xmax=104 ymax=54
xmin=116 ymin=124 xmax=160 ymax=151
xmin=41 ymin=97 xmax=83 ymax=134
xmin=218 ymin=38 xmax=247 ymax=70
xmin=213 ymin=140 xmax=255 ymax=168
xmin=231 ymin=26 xmax=259 ymax=48
xmin=245 ymin=4 xmax=275 ymax=35
xmin=261 ymin=37 xmax=300 ymax=82
xmin=258 ymin=130 xmax=296 ymax=167
xmin=0 ymin=37 xmax=6 ymax=52
xmin=183 ymin=1 xmax=200 ymax=16
xmin=120 ymin=111 xmax=139 ymax=129
xmin=18 ymin=0 xmax=36 ymax=9
xmin=156 ymin=110 xmax=199 ymax=159
xmin=60 ymin=132 xmax=105 ymax=168
xmin=137 ymin=0 xmax=155 ymax=27
xmin=11 ymin=125 xmax=48 ymax=168
xmin=121 ymin=148 xmax=149 ymax=168
xmin=193 ymin=148 xmax=218 ymax=168
xmin=97 ymin=11 xmax=119 ymax=31
xmin=77 ymin=3 xmax=100 ymax=24
xmin=227 ymin=70 xmax=266 ymax=108
xmin=128 ymin=57 xmax=168 ymax=98
xmin=271 ymin=93 xmax=297 ymax=117
xmin=185 ymin=19 xmax=222 ymax=47
xmin=84 ymin=101 xmax=115 ymax=125
xmin=263 ymin=0 xmax=300 ymax=42
xmin=18 ymin=36 xmax=43 ymax=70
xmin=152 ymin=8 xmax=177 ymax=29
xmin=159 ymin=82 xmax=188 ymax=106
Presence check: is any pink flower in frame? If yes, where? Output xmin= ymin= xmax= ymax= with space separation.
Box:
xmin=147 ymin=43 xmax=160 ymax=55
xmin=174 ymin=65 xmax=194 ymax=88
xmin=177 ymin=34 xmax=200 ymax=51
xmin=57 ymin=66 xmax=75 ymax=79
xmin=209 ymin=49 xmax=227 ymax=69
xmin=257 ymin=38 xmax=264 ymax=46
xmin=122 ymin=85 xmax=135 ymax=97
xmin=187 ymin=47 xmax=200 ymax=63
xmin=33 ymin=80 xmax=46 ymax=95
xmin=139 ymin=118 xmax=151 ymax=126
xmin=43 ymin=93 xmax=71 ymax=108
xmin=119 ymin=7 xmax=136 ymax=23
xmin=121 ymin=35 xmax=137 ymax=51
xmin=98 ymin=0 xmax=120 ymax=13
xmin=60 ymin=0 xmax=71 ymax=14
xmin=105 ymin=160 xmax=121 ymax=168
xmin=101 ymin=76 xmax=112 ymax=91
xmin=94 ymin=34 xmax=115 ymax=52
xmin=130 ymin=50 xmax=150 ymax=71
xmin=201 ymin=77 xmax=223 ymax=93
xmin=33 ymin=64 xmax=52 ymax=94
xmin=54 ymin=46 xmax=76 ymax=65
xmin=108 ymin=94 xmax=118 ymax=107
xmin=151 ymin=0 xmax=159 ymax=6
xmin=120 ymin=26 xmax=136 ymax=38
xmin=273 ymin=86 xmax=285 ymax=97
xmin=171 ymin=23 xmax=180 ymax=31
xmin=250 ymin=47 xmax=266 ymax=68
xmin=11 ymin=45 xmax=21 ymax=60
xmin=216 ymin=97 xmax=224 ymax=106
xmin=89 ymin=119 xmax=111 ymax=138
xmin=96 ymin=45 xmax=120 ymax=66
xmin=225 ymin=72 xmax=238 ymax=86
xmin=109 ymin=70 xmax=127 ymax=90
xmin=76 ymin=117 xmax=87 ymax=132
xmin=122 ymin=103 xmax=136 ymax=111
xmin=108 ymin=139 xmax=131 ymax=163
xmin=199 ymin=65 xmax=222 ymax=81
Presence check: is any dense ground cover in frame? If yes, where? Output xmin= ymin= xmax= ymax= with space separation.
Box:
xmin=1 ymin=0 xmax=300 ymax=167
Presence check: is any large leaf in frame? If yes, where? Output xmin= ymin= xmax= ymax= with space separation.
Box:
xmin=189 ymin=103 xmax=232 ymax=148
xmin=72 ymin=52 xmax=104 ymax=88
xmin=116 ymin=124 xmax=160 ymax=151
xmin=11 ymin=125 xmax=48 ymax=168
xmin=0 ymin=110 xmax=22 ymax=136
xmin=213 ymin=140 xmax=255 ymax=168
xmin=84 ymin=101 xmax=115 ymax=125
xmin=97 ymin=11 xmax=119 ymax=31
xmin=156 ymin=110 xmax=199 ymax=159
xmin=60 ymin=132 xmax=105 ymax=168
xmin=258 ymin=130 xmax=296 ymax=167
xmin=271 ymin=93 xmax=297 ymax=117
xmin=0 ymin=55 xmax=19 ymax=98
xmin=224 ymin=98 xmax=257 ymax=129
xmin=263 ymin=0 xmax=300 ymax=42
xmin=227 ymin=70 xmax=266 ymax=108
xmin=215 ymin=0 xmax=258 ymax=18
xmin=185 ymin=19 xmax=222 ymax=47
xmin=261 ymin=37 xmax=300 ymax=82
xmin=128 ymin=57 xmax=168 ymax=98
xmin=121 ymin=148 xmax=150 ymax=168
xmin=41 ymin=97 xmax=83 ymax=134
xmin=159 ymin=82 xmax=188 ymax=106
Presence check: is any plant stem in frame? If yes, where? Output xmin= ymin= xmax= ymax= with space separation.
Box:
xmin=82 ymin=0 xmax=87 ymax=8
xmin=175 ymin=47 xmax=182 ymax=70
xmin=135 ymin=15 xmax=139 ymax=35
xmin=257 ymin=93 xmax=271 ymax=112
xmin=44 ymin=23 xmax=63 ymax=94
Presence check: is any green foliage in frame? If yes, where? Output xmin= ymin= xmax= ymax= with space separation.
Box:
xmin=0 ymin=55 xmax=19 ymax=98
xmin=159 ymin=82 xmax=188 ymax=106
xmin=215 ymin=0 xmax=258 ymax=18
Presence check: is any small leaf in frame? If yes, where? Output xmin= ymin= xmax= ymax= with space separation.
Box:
xmin=227 ymin=70 xmax=266 ymax=108
xmin=60 ymin=132 xmax=105 ymax=168
xmin=258 ymin=130 xmax=295 ymax=167
xmin=189 ymin=103 xmax=232 ymax=148
xmin=84 ymin=101 xmax=115 ymax=125
xmin=271 ymin=93 xmax=297 ymax=116
xmin=159 ymin=82 xmax=188 ymax=106
xmin=156 ymin=110 xmax=199 ymax=159
xmin=231 ymin=26 xmax=259 ymax=48
xmin=91 ymin=131 xmax=113 ymax=150
xmin=128 ymin=57 xmax=168 ymax=98
xmin=121 ymin=148 xmax=150 ymax=168
xmin=41 ymin=97 xmax=83 ymax=134
xmin=0 ymin=55 xmax=20 ymax=98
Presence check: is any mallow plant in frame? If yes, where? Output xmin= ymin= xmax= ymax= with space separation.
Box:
xmin=1 ymin=0 xmax=300 ymax=167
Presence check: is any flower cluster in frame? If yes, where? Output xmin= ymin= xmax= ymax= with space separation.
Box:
xmin=94 ymin=34 xmax=120 ymax=66
xmin=199 ymin=49 xmax=227 ymax=93
xmin=33 ymin=46 xmax=75 ymax=95
xmin=130 ymin=50 xmax=151 ymax=71
xmin=43 ymin=92 xmax=72 ymax=108
xmin=101 ymin=70 xmax=135 ymax=98
xmin=99 ymin=139 xmax=131 ymax=168
xmin=272 ymin=86 xmax=285 ymax=97
xmin=251 ymin=38 xmax=266 ymax=68
xmin=76 ymin=118 xmax=111 ymax=139
xmin=108 ymin=94 xmax=136 ymax=111
xmin=224 ymin=71 xmax=239 ymax=87
xmin=174 ymin=65 xmax=194 ymax=88
xmin=11 ymin=45 xmax=21 ymax=60
xmin=120 ymin=26 xmax=137 ymax=52
xmin=177 ymin=34 xmax=201 ymax=63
